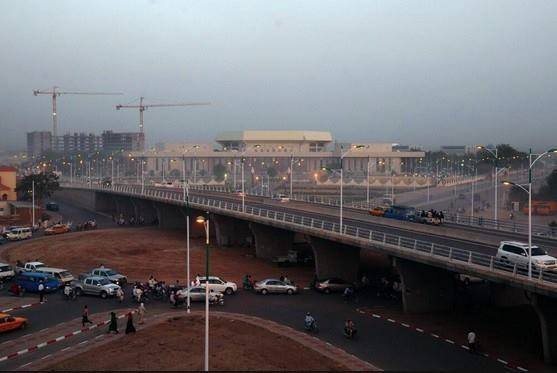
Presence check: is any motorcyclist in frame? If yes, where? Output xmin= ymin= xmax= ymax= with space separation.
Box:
xmin=343 ymin=286 xmax=354 ymax=301
xmin=64 ymin=284 xmax=73 ymax=299
xmin=344 ymin=319 xmax=356 ymax=338
xmin=304 ymin=312 xmax=316 ymax=330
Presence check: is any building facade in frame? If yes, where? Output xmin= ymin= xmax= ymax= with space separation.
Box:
xmin=0 ymin=166 xmax=16 ymax=217
xmin=27 ymin=131 xmax=52 ymax=157
xmin=55 ymin=133 xmax=103 ymax=154
xmin=102 ymin=131 xmax=145 ymax=153
xmin=131 ymin=130 xmax=425 ymax=181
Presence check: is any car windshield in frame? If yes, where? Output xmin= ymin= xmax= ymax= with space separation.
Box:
xmin=99 ymin=278 xmax=112 ymax=285
xmin=60 ymin=271 xmax=71 ymax=277
xmin=0 ymin=265 xmax=11 ymax=271
xmin=531 ymin=247 xmax=547 ymax=256
xmin=105 ymin=270 xmax=117 ymax=276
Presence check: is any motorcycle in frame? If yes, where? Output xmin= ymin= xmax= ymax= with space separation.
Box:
xmin=304 ymin=319 xmax=318 ymax=333
xmin=343 ymin=327 xmax=358 ymax=339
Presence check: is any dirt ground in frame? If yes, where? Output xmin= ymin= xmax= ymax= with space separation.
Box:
xmin=46 ymin=314 xmax=348 ymax=371
xmin=1 ymin=227 xmax=314 ymax=286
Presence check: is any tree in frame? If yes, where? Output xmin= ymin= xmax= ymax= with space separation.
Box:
xmin=536 ymin=169 xmax=557 ymax=201
xmin=16 ymin=172 xmax=60 ymax=203
xmin=213 ymin=163 xmax=227 ymax=182
xmin=507 ymin=184 xmax=528 ymax=208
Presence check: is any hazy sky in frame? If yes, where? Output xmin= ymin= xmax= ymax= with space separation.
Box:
xmin=1 ymin=1 xmax=556 ymax=151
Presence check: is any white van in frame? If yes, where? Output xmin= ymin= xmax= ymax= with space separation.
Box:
xmin=6 ymin=227 xmax=32 ymax=241
xmin=0 ymin=263 xmax=15 ymax=281
xmin=36 ymin=267 xmax=75 ymax=285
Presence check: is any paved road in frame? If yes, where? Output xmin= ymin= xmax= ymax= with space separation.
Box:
xmin=0 ymin=287 xmax=508 ymax=372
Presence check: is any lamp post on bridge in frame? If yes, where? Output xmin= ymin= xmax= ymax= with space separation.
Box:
xmin=503 ymin=147 xmax=557 ymax=279
xmin=195 ymin=213 xmax=211 ymax=372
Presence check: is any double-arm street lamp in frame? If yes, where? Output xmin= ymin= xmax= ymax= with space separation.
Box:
xmin=477 ymin=145 xmax=505 ymax=222
xmin=503 ymin=147 xmax=557 ymax=278
xmin=196 ymin=213 xmax=210 ymax=371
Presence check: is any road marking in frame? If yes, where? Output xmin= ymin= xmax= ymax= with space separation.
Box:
xmin=20 ymin=334 xmax=31 ymax=338
xmin=19 ymin=362 xmax=33 ymax=368
xmin=415 ymin=328 xmax=424 ymax=333
xmin=40 ymin=354 xmax=52 ymax=360
xmin=39 ymin=328 xmax=49 ymax=333
xmin=372 ymin=314 xmax=381 ymax=318
xmin=55 ymin=336 xmax=65 ymax=342
xmin=461 ymin=345 xmax=469 ymax=350
xmin=2 ymin=308 xmax=13 ymax=312
xmin=79 ymin=340 xmax=88 ymax=345
xmin=497 ymin=358 xmax=508 ymax=365
xmin=61 ymin=347 xmax=71 ymax=352
xmin=401 ymin=323 xmax=410 ymax=328
xmin=445 ymin=339 xmax=455 ymax=344
xmin=431 ymin=333 xmax=439 ymax=338
xmin=387 ymin=318 xmax=395 ymax=323
xmin=517 ymin=367 xmax=528 ymax=372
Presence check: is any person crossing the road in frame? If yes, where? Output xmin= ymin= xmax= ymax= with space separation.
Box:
xmin=137 ymin=303 xmax=146 ymax=324
xmin=38 ymin=280 xmax=46 ymax=303
xmin=107 ymin=312 xmax=119 ymax=334
xmin=82 ymin=305 xmax=93 ymax=327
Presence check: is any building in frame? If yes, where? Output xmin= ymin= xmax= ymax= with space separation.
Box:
xmin=102 ymin=131 xmax=145 ymax=153
xmin=0 ymin=166 xmax=16 ymax=217
xmin=440 ymin=145 xmax=470 ymax=156
xmin=55 ymin=132 xmax=103 ymax=154
xmin=27 ymin=131 xmax=52 ymax=157
xmin=132 ymin=130 xmax=425 ymax=181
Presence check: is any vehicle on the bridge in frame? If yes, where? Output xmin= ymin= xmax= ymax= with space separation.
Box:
xmin=254 ymin=279 xmax=298 ymax=295
xmin=496 ymin=241 xmax=557 ymax=270
xmin=368 ymin=206 xmax=386 ymax=217
xmin=272 ymin=193 xmax=290 ymax=202
xmin=176 ymin=286 xmax=224 ymax=304
xmin=44 ymin=224 xmax=71 ymax=235
xmin=45 ymin=201 xmax=59 ymax=211
xmin=0 ymin=313 xmax=27 ymax=333
xmin=6 ymin=227 xmax=32 ymax=241
xmin=234 ymin=189 xmax=246 ymax=197
xmin=88 ymin=267 xmax=127 ymax=285
xmin=272 ymin=249 xmax=314 ymax=266
xmin=383 ymin=205 xmax=417 ymax=222
xmin=198 ymin=276 xmax=237 ymax=295
xmin=15 ymin=272 xmax=59 ymax=293
xmin=36 ymin=267 xmax=74 ymax=286
xmin=73 ymin=275 xmax=121 ymax=299
xmin=456 ymin=273 xmax=484 ymax=286
xmin=314 ymin=278 xmax=353 ymax=294
xmin=15 ymin=261 xmax=46 ymax=274
xmin=0 ymin=263 xmax=15 ymax=281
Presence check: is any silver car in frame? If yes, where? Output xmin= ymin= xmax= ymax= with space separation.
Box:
xmin=254 ymin=279 xmax=298 ymax=295
xmin=176 ymin=286 xmax=223 ymax=303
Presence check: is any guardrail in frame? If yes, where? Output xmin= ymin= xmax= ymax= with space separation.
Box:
xmin=61 ymin=182 xmax=557 ymax=290
xmin=289 ymin=194 xmax=556 ymax=239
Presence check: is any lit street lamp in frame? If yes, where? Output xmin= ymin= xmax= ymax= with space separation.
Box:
xmin=503 ymin=147 xmax=557 ymax=278
xmin=196 ymin=213 xmax=210 ymax=372
xmin=477 ymin=145 xmax=505 ymax=223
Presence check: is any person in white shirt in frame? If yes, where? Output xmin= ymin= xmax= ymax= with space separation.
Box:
xmin=467 ymin=331 xmax=477 ymax=353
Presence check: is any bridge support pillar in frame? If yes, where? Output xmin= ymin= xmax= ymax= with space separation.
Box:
xmin=308 ymin=236 xmax=360 ymax=283
xmin=532 ymin=294 xmax=557 ymax=365
xmin=133 ymin=198 xmax=158 ymax=225
xmin=394 ymin=257 xmax=455 ymax=313
xmin=113 ymin=196 xmax=135 ymax=220
xmin=94 ymin=192 xmax=115 ymax=214
xmin=153 ymin=203 xmax=186 ymax=230
xmin=212 ymin=215 xmax=251 ymax=247
xmin=248 ymin=223 xmax=293 ymax=260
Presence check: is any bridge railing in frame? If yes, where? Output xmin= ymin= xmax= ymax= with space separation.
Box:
xmin=62 ymin=183 xmax=557 ymax=288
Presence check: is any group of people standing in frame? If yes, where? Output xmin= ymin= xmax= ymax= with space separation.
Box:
xmin=81 ymin=303 xmax=146 ymax=335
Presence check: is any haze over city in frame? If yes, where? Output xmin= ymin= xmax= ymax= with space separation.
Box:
xmin=1 ymin=0 xmax=556 ymax=151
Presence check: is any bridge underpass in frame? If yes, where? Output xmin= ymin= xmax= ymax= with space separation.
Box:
xmin=55 ymin=185 xmax=557 ymax=364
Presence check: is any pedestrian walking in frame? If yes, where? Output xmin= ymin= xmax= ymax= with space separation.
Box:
xmin=170 ymin=291 xmax=177 ymax=308
xmin=38 ymin=280 xmax=45 ymax=303
xmin=107 ymin=312 xmax=119 ymax=334
xmin=82 ymin=305 xmax=93 ymax=327
xmin=467 ymin=331 xmax=477 ymax=353
xmin=125 ymin=312 xmax=136 ymax=334
xmin=116 ymin=287 xmax=124 ymax=303
xmin=137 ymin=303 xmax=146 ymax=324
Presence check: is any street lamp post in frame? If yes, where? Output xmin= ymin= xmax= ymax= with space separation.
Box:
xmin=241 ymin=157 xmax=245 ymax=212
xmin=477 ymin=145 xmax=500 ymax=222
xmin=503 ymin=147 xmax=557 ymax=278
xmin=366 ymin=155 xmax=371 ymax=207
xmin=31 ymin=180 xmax=35 ymax=229
xmin=183 ymin=156 xmax=191 ymax=313
xmin=196 ymin=213 xmax=210 ymax=372
xmin=290 ymin=155 xmax=294 ymax=199
xmin=141 ymin=157 xmax=145 ymax=194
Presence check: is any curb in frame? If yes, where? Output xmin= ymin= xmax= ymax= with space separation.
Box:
xmin=1 ymin=302 xmax=43 ymax=314
xmin=356 ymin=307 xmax=528 ymax=372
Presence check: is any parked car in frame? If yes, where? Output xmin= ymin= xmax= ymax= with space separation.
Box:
xmin=272 ymin=250 xmax=314 ymax=266
xmin=383 ymin=206 xmax=417 ymax=222
xmin=45 ymin=202 xmax=59 ymax=211
xmin=89 ymin=267 xmax=127 ymax=285
xmin=0 ymin=313 xmax=28 ymax=333
xmin=369 ymin=206 xmax=386 ymax=217
xmin=314 ymin=278 xmax=352 ymax=294
xmin=496 ymin=241 xmax=557 ymax=270
xmin=15 ymin=272 xmax=59 ymax=293
xmin=44 ymin=224 xmax=71 ymax=235
xmin=36 ymin=267 xmax=74 ymax=286
xmin=15 ymin=261 xmax=46 ymax=274
xmin=0 ymin=263 xmax=15 ymax=281
xmin=176 ymin=286 xmax=223 ymax=303
xmin=6 ymin=227 xmax=32 ymax=241
xmin=254 ymin=279 xmax=298 ymax=295
xmin=272 ymin=194 xmax=290 ymax=202
xmin=73 ymin=276 xmax=121 ymax=299
xmin=198 ymin=276 xmax=237 ymax=295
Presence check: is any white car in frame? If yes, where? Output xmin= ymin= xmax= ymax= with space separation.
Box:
xmin=15 ymin=261 xmax=46 ymax=274
xmin=496 ymin=241 xmax=557 ymax=270
xmin=198 ymin=276 xmax=237 ymax=295
xmin=0 ymin=263 xmax=15 ymax=281
xmin=6 ymin=227 xmax=32 ymax=241
xmin=272 ymin=194 xmax=290 ymax=203
xmin=176 ymin=286 xmax=223 ymax=303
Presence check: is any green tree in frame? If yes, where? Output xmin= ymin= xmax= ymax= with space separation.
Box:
xmin=213 ymin=163 xmax=227 ymax=182
xmin=16 ymin=172 xmax=60 ymax=203
xmin=536 ymin=169 xmax=557 ymax=201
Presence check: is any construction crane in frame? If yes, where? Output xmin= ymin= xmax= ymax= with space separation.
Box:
xmin=115 ymin=96 xmax=210 ymax=133
xmin=33 ymin=86 xmax=123 ymax=139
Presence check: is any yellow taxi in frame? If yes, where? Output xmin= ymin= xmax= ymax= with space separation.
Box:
xmin=0 ymin=313 xmax=28 ymax=333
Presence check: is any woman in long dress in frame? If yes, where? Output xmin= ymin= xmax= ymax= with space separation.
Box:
xmin=125 ymin=312 xmax=136 ymax=334
xmin=107 ymin=312 xmax=119 ymax=334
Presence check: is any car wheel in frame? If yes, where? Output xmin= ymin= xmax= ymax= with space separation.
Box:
xmin=287 ymin=289 xmax=293 ymax=295
xmin=324 ymin=288 xmax=331 ymax=294
xmin=75 ymin=288 xmax=82 ymax=296
xmin=100 ymin=291 xmax=108 ymax=299
xmin=225 ymin=287 xmax=234 ymax=295
xmin=261 ymin=289 xmax=268 ymax=295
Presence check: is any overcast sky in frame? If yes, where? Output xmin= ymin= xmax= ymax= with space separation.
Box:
xmin=1 ymin=1 xmax=556 ymax=151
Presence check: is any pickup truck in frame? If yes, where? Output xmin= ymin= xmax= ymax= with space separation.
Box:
xmin=15 ymin=261 xmax=46 ymax=274
xmin=72 ymin=275 xmax=121 ymax=299
xmin=87 ymin=267 xmax=127 ymax=285
xmin=272 ymin=250 xmax=313 ymax=266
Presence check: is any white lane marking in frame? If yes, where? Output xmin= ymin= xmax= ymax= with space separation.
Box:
xmin=40 ymin=354 xmax=52 ymax=360
xmin=72 ymin=330 xmax=82 ymax=336
xmin=19 ymin=362 xmax=33 ymax=368
xmin=415 ymin=328 xmax=424 ymax=333
xmin=401 ymin=323 xmax=410 ymax=328
xmin=2 ymin=308 xmax=13 ymax=313
xmin=517 ymin=367 xmax=528 ymax=372
xmin=36 ymin=342 xmax=47 ymax=348
xmin=61 ymin=347 xmax=72 ymax=352
xmin=20 ymin=334 xmax=31 ymax=338
xmin=387 ymin=318 xmax=396 ymax=323
xmin=39 ymin=328 xmax=49 ymax=333
xmin=497 ymin=358 xmax=508 ymax=365
xmin=372 ymin=314 xmax=381 ymax=318
xmin=461 ymin=345 xmax=469 ymax=350
xmin=445 ymin=339 xmax=455 ymax=344
xmin=431 ymin=333 xmax=439 ymax=338
xmin=55 ymin=336 xmax=65 ymax=342
xmin=0 ymin=357 xmax=7 ymax=363
xmin=17 ymin=349 xmax=28 ymax=355
xmin=78 ymin=340 xmax=88 ymax=345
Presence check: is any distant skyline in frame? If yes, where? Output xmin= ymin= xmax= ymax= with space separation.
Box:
xmin=1 ymin=1 xmax=556 ymax=152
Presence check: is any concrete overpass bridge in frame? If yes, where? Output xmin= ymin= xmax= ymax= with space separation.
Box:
xmin=56 ymin=183 xmax=557 ymax=364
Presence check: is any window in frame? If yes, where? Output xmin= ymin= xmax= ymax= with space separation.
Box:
xmin=502 ymin=245 xmax=524 ymax=255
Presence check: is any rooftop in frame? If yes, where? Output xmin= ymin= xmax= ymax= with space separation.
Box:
xmin=215 ymin=130 xmax=333 ymax=143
